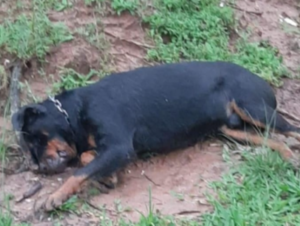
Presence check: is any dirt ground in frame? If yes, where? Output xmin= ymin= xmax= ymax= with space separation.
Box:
xmin=1 ymin=0 xmax=300 ymax=225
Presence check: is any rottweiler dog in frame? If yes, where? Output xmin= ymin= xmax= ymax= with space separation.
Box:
xmin=12 ymin=61 xmax=300 ymax=211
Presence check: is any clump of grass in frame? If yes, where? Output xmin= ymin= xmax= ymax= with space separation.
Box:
xmin=111 ymin=0 xmax=138 ymax=15
xmin=110 ymin=0 xmax=288 ymax=85
xmin=0 ymin=11 xmax=72 ymax=60
xmin=202 ymin=148 xmax=300 ymax=225
xmin=49 ymin=196 xmax=80 ymax=218
xmin=51 ymin=68 xmax=101 ymax=93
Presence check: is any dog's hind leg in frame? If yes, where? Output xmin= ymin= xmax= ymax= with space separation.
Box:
xmin=220 ymin=126 xmax=297 ymax=165
xmin=230 ymin=101 xmax=300 ymax=141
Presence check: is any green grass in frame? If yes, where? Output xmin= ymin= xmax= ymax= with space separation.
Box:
xmin=110 ymin=0 xmax=289 ymax=85
xmin=202 ymin=148 xmax=300 ymax=226
xmin=0 ymin=13 xmax=72 ymax=60
xmin=51 ymin=68 xmax=100 ymax=93
xmin=0 ymin=0 xmax=73 ymax=61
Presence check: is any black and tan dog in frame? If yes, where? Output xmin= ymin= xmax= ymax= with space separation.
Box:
xmin=12 ymin=61 xmax=300 ymax=211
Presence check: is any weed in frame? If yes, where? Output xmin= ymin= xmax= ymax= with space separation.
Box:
xmin=0 ymin=214 xmax=13 ymax=226
xmin=111 ymin=0 xmax=139 ymax=15
xmin=75 ymin=22 xmax=110 ymax=53
xmin=49 ymin=195 xmax=80 ymax=218
xmin=51 ymin=68 xmax=100 ymax=93
xmin=0 ymin=9 xmax=72 ymax=60
xmin=170 ymin=191 xmax=185 ymax=202
xmin=47 ymin=0 xmax=73 ymax=11
xmin=75 ymin=22 xmax=112 ymax=74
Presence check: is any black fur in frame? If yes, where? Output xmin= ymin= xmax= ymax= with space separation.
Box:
xmin=12 ymin=61 xmax=300 ymax=181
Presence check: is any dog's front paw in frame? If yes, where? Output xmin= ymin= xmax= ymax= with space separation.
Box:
xmin=37 ymin=175 xmax=85 ymax=212
xmin=42 ymin=191 xmax=70 ymax=211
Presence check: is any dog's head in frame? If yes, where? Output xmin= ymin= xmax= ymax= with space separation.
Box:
xmin=11 ymin=103 xmax=77 ymax=174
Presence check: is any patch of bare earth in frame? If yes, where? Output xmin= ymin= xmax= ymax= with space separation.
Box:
xmin=234 ymin=0 xmax=300 ymax=113
xmin=2 ymin=142 xmax=225 ymax=225
xmin=2 ymin=0 xmax=300 ymax=225
xmin=234 ymin=0 xmax=300 ymax=144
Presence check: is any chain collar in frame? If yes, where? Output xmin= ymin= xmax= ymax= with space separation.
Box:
xmin=49 ymin=96 xmax=69 ymax=120
xmin=48 ymin=95 xmax=75 ymax=138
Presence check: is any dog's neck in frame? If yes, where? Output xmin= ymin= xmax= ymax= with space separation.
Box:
xmin=47 ymin=91 xmax=87 ymax=154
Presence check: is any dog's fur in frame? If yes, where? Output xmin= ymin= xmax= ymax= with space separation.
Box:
xmin=12 ymin=61 xmax=300 ymax=211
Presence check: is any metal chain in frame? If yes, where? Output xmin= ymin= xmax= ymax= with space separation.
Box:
xmin=48 ymin=96 xmax=69 ymax=119
xmin=48 ymin=95 xmax=76 ymax=140
xmin=48 ymin=95 xmax=71 ymax=128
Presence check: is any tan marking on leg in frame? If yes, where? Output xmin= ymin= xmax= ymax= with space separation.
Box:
xmin=285 ymin=132 xmax=300 ymax=143
xmin=220 ymin=126 xmax=295 ymax=161
xmin=231 ymin=101 xmax=300 ymax=140
xmin=80 ymin=150 xmax=97 ymax=166
xmin=44 ymin=175 xmax=87 ymax=211
xmin=230 ymin=101 xmax=267 ymax=129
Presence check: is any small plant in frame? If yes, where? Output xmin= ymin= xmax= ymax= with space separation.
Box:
xmin=52 ymin=68 xmax=100 ymax=93
xmin=170 ymin=191 xmax=185 ymax=202
xmin=0 ymin=214 xmax=13 ymax=226
xmin=111 ymin=0 xmax=139 ymax=15
xmin=49 ymin=195 xmax=80 ymax=218
xmin=0 ymin=12 xmax=72 ymax=60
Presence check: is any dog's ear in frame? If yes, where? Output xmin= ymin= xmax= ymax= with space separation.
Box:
xmin=11 ymin=104 xmax=47 ymax=131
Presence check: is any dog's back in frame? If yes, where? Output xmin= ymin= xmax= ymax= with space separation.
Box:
xmin=76 ymin=61 xmax=277 ymax=153
xmin=81 ymin=61 xmax=276 ymax=110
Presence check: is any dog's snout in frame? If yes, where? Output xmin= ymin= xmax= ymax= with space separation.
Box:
xmin=39 ymin=163 xmax=48 ymax=172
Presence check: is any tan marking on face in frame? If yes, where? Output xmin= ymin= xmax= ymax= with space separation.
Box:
xmin=46 ymin=139 xmax=76 ymax=159
xmin=88 ymin=134 xmax=96 ymax=147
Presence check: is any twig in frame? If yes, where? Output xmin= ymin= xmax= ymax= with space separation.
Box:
xmin=85 ymin=200 xmax=118 ymax=216
xmin=8 ymin=61 xmax=30 ymax=173
xmin=277 ymin=108 xmax=300 ymax=123
xmin=9 ymin=61 xmax=22 ymax=123
xmin=175 ymin=210 xmax=201 ymax=215
xmin=228 ymin=3 xmax=263 ymax=16
xmin=104 ymin=30 xmax=155 ymax=49
xmin=0 ymin=167 xmax=14 ymax=174
xmin=16 ymin=181 xmax=43 ymax=203
xmin=141 ymin=171 xmax=160 ymax=186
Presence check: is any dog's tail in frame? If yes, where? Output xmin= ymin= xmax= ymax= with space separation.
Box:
xmin=230 ymin=101 xmax=300 ymax=136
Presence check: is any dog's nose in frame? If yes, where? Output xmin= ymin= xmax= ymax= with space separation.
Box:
xmin=29 ymin=163 xmax=39 ymax=172
xmin=38 ymin=163 xmax=48 ymax=172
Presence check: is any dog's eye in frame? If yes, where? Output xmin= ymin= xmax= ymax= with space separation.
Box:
xmin=36 ymin=134 xmax=47 ymax=145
